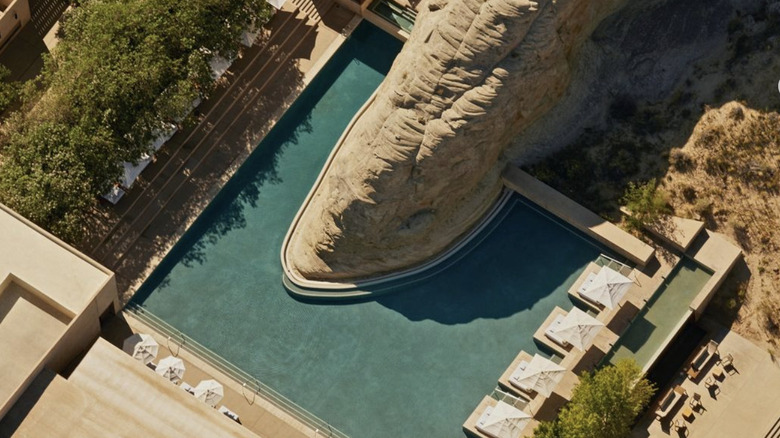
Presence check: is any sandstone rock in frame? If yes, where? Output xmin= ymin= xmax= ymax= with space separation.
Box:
xmin=285 ymin=0 xmax=625 ymax=282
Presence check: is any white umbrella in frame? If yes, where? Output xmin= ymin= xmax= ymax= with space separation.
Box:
xmin=155 ymin=356 xmax=186 ymax=384
xmin=122 ymin=333 xmax=159 ymax=365
xmin=266 ymin=0 xmax=286 ymax=10
xmin=194 ymin=379 xmax=224 ymax=407
xmin=581 ymin=266 xmax=633 ymax=309
xmin=552 ymin=307 xmax=604 ymax=351
xmin=510 ymin=354 xmax=566 ymax=398
xmin=476 ymin=400 xmax=532 ymax=438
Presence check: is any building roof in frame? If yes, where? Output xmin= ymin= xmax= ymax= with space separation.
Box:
xmin=0 ymin=203 xmax=114 ymax=418
xmin=11 ymin=338 xmax=261 ymax=438
xmin=0 ymin=204 xmax=112 ymax=315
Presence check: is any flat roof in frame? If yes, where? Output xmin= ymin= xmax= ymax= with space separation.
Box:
xmin=0 ymin=281 xmax=69 ymax=411
xmin=0 ymin=203 xmax=113 ymax=416
xmin=12 ymin=339 xmax=260 ymax=438
xmin=0 ymin=204 xmax=111 ymax=315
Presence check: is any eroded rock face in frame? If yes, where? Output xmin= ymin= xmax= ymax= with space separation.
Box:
xmin=286 ymin=0 xmax=624 ymax=282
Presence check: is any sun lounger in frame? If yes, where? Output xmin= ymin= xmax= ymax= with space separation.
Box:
xmin=218 ymin=406 xmax=241 ymax=424
xmin=181 ymin=382 xmax=195 ymax=395
xmin=687 ymin=340 xmax=719 ymax=380
xmin=577 ymin=272 xmax=598 ymax=294
xmin=655 ymin=386 xmax=686 ymax=420
xmin=508 ymin=360 xmax=533 ymax=394
xmin=545 ymin=315 xmax=569 ymax=348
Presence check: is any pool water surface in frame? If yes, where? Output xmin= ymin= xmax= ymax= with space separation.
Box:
xmin=134 ymin=22 xmax=612 ymax=437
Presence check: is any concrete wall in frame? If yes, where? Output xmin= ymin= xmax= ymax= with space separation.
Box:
xmin=46 ymin=276 xmax=119 ymax=371
xmin=0 ymin=0 xmax=30 ymax=52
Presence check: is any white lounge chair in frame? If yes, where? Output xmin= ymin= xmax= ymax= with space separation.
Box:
xmin=544 ymin=315 xmax=569 ymax=348
xmin=218 ymin=406 xmax=241 ymax=424
xmin=508 ymin=360 xmax=532 ymax=393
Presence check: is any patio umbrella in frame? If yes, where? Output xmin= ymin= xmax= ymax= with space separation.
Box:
xmin=510 ymin=354 xmax=566 ymax=398
xmin=265 ymin=0 xmax=286 ymax=10
xmin=155 ymin=356 xmax=186 ymax=384
xmin=122 ymin=333 xmax=159 ymax=365
xmin=476 ymin=400 xmax=532 ymax=438
xmin=552 ymin=307 xmax=604 ymax=351
xmin=194 ymin=379 xmax=224 ymax=407
xmin=581 ymin=266 xmax=633 ymax=309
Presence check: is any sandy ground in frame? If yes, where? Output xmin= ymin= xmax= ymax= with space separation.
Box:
xmin=514 ymin=0 xmax=780 ymax=354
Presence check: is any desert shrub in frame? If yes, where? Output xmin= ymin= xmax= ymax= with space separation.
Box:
xmin=669 ymin=148 xmax=694 ymax=172
xmin=621 ymin=178 xmax=670 ymax=230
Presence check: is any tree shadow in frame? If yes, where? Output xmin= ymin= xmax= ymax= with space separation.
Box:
xmin=127 ymin=22 xmax=403 ymax=304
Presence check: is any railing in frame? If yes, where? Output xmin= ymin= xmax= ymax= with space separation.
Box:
xmin=595 ymin=253 xmax=634 ymax=277
xmin=125 ymin=303 xmax=350 ymax=438
xmin=489 ymin=387 xmax=530 ymax=410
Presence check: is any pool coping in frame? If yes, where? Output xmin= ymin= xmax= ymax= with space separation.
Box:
xmin=281 ymin=187 xmax=511 ymax=299
xmin=279 ymin=90 xmax=508 ymax=298
xmin=502 ymin=165 xmax=656 ymax=267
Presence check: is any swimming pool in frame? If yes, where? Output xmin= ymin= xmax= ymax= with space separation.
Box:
xmin=604 ymin=257 xmax=712 ymax=369
xmin=133 ymin=22 xmax=612 ymax=437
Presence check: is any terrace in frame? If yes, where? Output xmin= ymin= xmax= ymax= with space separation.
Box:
xmin=633 ymin=323 xmax=780 ymax=437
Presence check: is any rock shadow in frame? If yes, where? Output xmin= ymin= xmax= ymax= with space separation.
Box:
xmin=370 ymin=198 xmax=611 ymax=324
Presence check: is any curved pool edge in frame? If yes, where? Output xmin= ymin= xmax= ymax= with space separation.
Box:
xmin=282 ymin=187 xmax=512 ymax=299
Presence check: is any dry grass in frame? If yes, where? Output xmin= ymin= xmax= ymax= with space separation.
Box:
xmin=662 ymin=102 xmax=780 ymax=354
xmin=525 ymin=1 xmax=780 ymax=355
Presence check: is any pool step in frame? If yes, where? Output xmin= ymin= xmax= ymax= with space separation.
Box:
xmin=765 ymin=417 xmax=780 ymax=438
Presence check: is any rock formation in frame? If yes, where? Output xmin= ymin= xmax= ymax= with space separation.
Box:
xmin=285 ymin=0 xmax=625 ymax=282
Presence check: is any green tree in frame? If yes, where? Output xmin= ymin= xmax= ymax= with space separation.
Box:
xmin=0 ymin=0 xmax=273 ymax=241
xmin=621 ymin=178 xmax=670 ymax=231
xmin=0 ymin=65 xmax=19 ymax=114
xmin=533 ymin=359 xmax=655 ymax=438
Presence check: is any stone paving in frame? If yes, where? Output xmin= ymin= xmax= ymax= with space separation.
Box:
xmin=632 ymin=319 xmax=780 ymax=438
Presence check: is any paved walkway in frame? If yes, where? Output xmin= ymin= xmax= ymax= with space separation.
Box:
xmin=79 ymin=0 xmax=358 ymax=303
xmin=632 ymin=320 xmax=780 ymax=438
xmin=102 ymin=312 xmax=322 ymax=438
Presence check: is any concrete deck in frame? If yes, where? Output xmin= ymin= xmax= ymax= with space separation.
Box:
xmin=102 ymin=312 xmax=318 ymax=438
xmin=643 ymin=215 xmax=705 ymax=253
xmin=687 ymin=230 xmax=743 ymax=319
xmin=632 ymin=324 xmax=780 ymax=438
xmin=502 ymin=165 xmax=655 ymax=267
xmin=8 ymin=339 xmax=261 ymax=438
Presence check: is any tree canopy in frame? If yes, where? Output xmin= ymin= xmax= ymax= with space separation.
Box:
xmin=533 ymin=359 xmax=655 ymax=438
xmin=0 ymin=0 xmax=273 ymax=241
xmin=621 ymin=178 xmax=670 ymax=231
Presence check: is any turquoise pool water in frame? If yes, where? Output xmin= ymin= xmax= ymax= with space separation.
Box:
xmin=605 ymin=257 xmax=712 ymax=369
xmin=133 ymin=22 xmax=610 ymax=437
